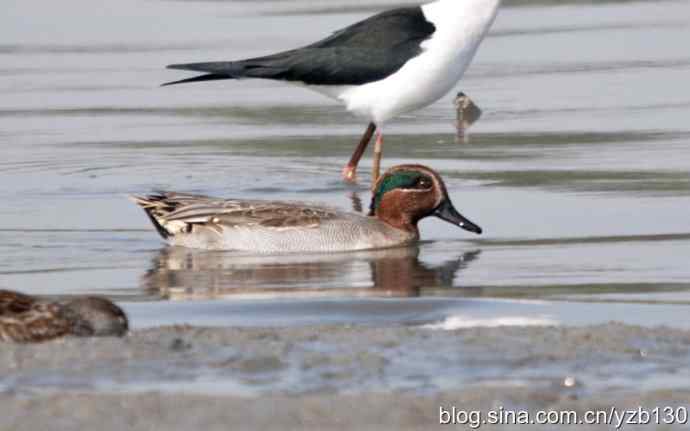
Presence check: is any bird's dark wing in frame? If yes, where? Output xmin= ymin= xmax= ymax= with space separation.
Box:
xmin=164 ymin=6 xmax=436 ymax=86
xmin=307 ymin=6 xmax=436 ymax=51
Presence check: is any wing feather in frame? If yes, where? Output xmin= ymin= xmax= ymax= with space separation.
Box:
xmin=132 ymin=192 xmax=339 ymax=238
xmin=0 ymin=291 xmax=72 ymax=342
xmin=164 ymin=7 xmax=436 ymax=86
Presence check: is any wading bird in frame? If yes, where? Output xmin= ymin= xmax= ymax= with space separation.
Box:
xmin=163 ymin=0 xmax=502 ymax=183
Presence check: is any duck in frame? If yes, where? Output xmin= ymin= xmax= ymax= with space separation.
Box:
xmin=131 ymin=164 xmax=482 ymax=253
xmin=162 ymin=0 xmax=502 ymax=182
xmin=0 ymin=290 xmax=129 ymax=343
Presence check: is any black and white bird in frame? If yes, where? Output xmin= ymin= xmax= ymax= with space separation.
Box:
xmin=164 ymin=0 xmax=502 ymax=182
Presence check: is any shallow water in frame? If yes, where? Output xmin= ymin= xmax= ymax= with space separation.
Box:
xmin=1 ymin=0 xmax=690 ymax=333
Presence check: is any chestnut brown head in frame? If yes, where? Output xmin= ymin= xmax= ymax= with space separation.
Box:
xmin=369 ymin=165 xmax=482 ymax=234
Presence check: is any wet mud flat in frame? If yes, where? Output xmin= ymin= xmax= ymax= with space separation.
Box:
xmin=2 ymin=322 xmax=689 ymax=430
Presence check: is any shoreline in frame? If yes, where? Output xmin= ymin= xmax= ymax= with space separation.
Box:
xmin=3 ymin=389 xmax=689 ymax=431
xmin=2 ymin=322 xmax=690 ymax=429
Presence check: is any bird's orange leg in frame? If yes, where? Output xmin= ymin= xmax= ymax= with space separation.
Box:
xmin=342 ymin=122 xmax=376 ymax=182
xmin=371 ymin=131 xmax=383 ymax=190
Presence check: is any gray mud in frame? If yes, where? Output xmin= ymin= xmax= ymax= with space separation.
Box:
xmin=1 ymin=323 xmax=689 ymax=430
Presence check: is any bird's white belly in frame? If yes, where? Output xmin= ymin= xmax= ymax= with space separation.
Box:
xmin=341 ymin=45 xmax=474 ymax=124
xmin=337 ymin=0 xmax=501 ymax=124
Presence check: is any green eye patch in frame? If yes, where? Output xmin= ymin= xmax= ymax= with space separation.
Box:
xmin=370 ymin=171 xmax=424 ymax=213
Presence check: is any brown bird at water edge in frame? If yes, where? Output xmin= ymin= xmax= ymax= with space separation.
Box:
xmin=0 ymin=290 xmax=128 ymax=343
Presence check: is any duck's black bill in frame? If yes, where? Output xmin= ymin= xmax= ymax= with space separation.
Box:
xmin=434 ymin=200 xmax=482 ymax=234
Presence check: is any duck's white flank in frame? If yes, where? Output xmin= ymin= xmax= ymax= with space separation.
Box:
xmin=324 ymin=0 xmax=501 ymax=124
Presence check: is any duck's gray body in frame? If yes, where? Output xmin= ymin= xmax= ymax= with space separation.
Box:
xmin=132 ymin=193 xmax=416 ymax=253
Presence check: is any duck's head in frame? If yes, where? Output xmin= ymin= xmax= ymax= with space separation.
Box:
xmin=369 ymin=165 xmax=482 ymax=235
xmin=61 ymin=297 xmax=129 ymax=337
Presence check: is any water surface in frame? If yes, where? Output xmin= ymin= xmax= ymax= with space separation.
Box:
xmin=1 ymin=0 xmax=689 ymax=329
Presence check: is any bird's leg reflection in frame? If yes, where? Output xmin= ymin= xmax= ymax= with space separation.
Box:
xmin=348 ymin=191 xmax=364 ymax=213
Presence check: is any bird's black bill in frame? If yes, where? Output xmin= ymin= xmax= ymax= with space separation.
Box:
xmin=433 ymin=200 xmax=482 ymax=234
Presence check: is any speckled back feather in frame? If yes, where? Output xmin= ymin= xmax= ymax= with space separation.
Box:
xmin=0 ymin=291 xmax=72 ymax=342
xmin=0 ymin=290 xmax=128 ymax=343
xmin=131 ymin=192 xmax=339 ymax=239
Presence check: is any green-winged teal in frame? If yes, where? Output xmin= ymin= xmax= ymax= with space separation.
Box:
xmin=132 ymin=164 xmax=482 ymax=253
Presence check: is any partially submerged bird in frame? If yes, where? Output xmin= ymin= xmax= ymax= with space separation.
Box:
xmin=163 ymin=0 xmax=502 ymax=181
xmin=132 ymin=165 xmax=482 ymax=253
xmin=0 ymin=290 xmax=129 ymax=343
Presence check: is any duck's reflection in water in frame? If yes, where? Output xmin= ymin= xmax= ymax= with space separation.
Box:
xmin=142 ymin=246 xmax=481 ymax=300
